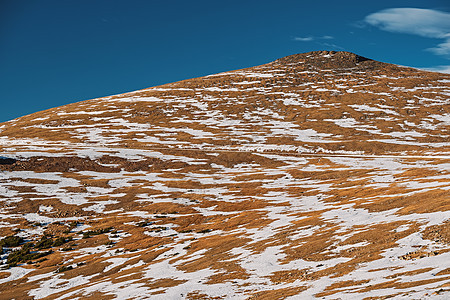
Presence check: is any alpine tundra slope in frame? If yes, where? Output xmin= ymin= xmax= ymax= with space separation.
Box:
xmin=0 ymin=51 xmax=449 ymax=299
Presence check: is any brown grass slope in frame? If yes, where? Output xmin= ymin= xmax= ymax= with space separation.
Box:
xmin=0 ymin=51 xmax=449 ymax=299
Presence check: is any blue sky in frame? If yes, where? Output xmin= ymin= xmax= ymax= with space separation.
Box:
xmin=1 ymin=0 xmax=449 ymax=122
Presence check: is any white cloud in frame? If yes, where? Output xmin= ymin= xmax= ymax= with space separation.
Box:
xmin=294 ymin=35 xmax=334 ymax=42
xmin=422 ymin=65 xmax=450 ymax=73
xmin=294 ymin=37 xmax=314 ymax=41
xmin=365 ymin=8 xmax=450 ymax=38
xmin=364 ymin=8 xmax=450 ymax=57
xmin=320 ymin=42 xmax=344 ymax=50
xmin=427 ymin=37 xmax=450 ymax=55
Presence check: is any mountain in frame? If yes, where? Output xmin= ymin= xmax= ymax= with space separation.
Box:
xmin=0 ymin=51 xmax=449 ymax=299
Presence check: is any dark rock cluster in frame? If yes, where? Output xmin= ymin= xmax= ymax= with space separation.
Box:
xmin=275 ymin=51 xmax=383 ymax=70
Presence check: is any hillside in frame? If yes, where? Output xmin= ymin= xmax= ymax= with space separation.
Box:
xmin=0 ymin=50 xmax=449 ymax=299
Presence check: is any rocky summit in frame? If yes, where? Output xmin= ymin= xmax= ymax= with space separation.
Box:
xmin=0 ymin=51 xmax=449 ymax=299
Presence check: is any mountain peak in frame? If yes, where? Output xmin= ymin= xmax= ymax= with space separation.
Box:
xmin=274 ymin=50 xmax=378 ymax=70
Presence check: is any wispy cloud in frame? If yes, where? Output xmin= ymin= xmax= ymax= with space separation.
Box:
xmin=294 ymin=35 xmax=334 ymax=42
xmin=320 ymin=42 xmax=344 ymax=50
xmin=423 ymin=65 xmax=450 ymax=74
xmin=294 ymin=37 xmax=314 ymax=42
xmin=428 ymin=38 xmax=450 ymax=56
xmin=364 ymin=8 xmax=450 ymax=57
